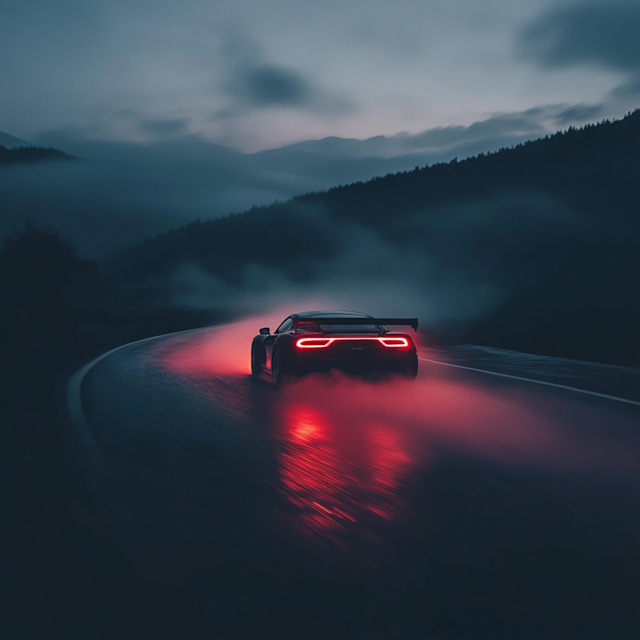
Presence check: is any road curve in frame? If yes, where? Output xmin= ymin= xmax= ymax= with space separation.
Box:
xmin=67 ymin=322 xmax=640 ymax=639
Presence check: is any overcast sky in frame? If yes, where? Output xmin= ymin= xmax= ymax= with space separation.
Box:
xmin=2 ymin=0 xmax=639 ymax=151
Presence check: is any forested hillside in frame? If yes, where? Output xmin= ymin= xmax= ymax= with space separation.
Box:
xmin=0 ymin=144 xmax=75 ymax=166
xmin=105 ymin=110 xmax=640 ymax=366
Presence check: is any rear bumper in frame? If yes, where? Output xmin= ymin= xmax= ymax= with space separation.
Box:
xmin=293 ymin=356 xmax=414 ymax=375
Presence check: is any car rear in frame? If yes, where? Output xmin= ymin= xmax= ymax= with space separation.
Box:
xmin=293 ymin=328 xmax=417 ymax=376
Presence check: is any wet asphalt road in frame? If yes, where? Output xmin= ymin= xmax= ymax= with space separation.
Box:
xmin=68 ymin=323 xmax=640 ymax=639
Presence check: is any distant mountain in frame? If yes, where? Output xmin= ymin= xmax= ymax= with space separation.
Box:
xmin=105 ymin=110 xmax=640 ymax=366
xmin=0 ymin=144 xmax=76 ymax=166
xmin=4 ymin=106 xmax=598 ymax=258
xmin=255 ymin=128 xmax=530 ymax=161
xmin=249 ymin=105 xmax=599 ymax=187
xmin=0 ymin=129 xmax=76 ymax=165
xmin=250 ymin=125 xmax=561 ymax=189
xmin=0 ymin=131 xmax=30 ymax=148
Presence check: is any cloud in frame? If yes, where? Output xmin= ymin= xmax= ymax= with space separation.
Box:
xmin=0 ymin=133 xmax=293 ymax=257
xmin=610 ymin=78 xmax=640 ymax=99
xmin=551 ymin=103 xmax=606 ymax=126
xmin=216 ymin=32 xmax=355 ymax=118
xmin=138 ymin=118 xmax=190 ymax=137
xmin=520 ymin=0 xmax=640 ymax=99
xmin=158 ymin=191 xmax=589 ymax=331
xmin=228 ymin=63 xmax=313 ymax=108
xmin=520 ymin=1 xmax=640 ymax=71
xmin=392 ymin=107 xmax=561 ymax=155
xmin=260 ymin=103 xmax=606 ymax=162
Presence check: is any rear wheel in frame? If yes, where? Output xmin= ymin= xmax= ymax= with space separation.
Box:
xmin=251 ymin=343 xmax=261 ymax=378
xmin=272 ymin=349 xmax=282 ymax=388
xmin=406 ymin=353 xmax=419 ymax=379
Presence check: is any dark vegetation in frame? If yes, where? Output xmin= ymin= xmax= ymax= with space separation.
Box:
xmin=106 ymin=110 xmax=640 ymax=367
xmin=0 ymin=144 xmax=76 ymax=165
xmin=0 ymin=224 xmax=227 ymax=639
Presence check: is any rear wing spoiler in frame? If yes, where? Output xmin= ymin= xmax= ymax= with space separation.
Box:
xmin=296 ymin=317 xmax=419 ymax=331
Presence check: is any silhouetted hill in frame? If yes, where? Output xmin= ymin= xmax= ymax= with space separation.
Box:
xmin=293 ymin=111 xmax=639 ymax=224
xmin=105 ymin=110 xmax=640 ymax=366
xmin=0 ymin=144 xmax=76 ymax=166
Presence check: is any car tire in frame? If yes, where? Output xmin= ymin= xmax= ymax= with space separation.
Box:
xmin=272 ymin=348 xmax=283 ymax=388
xmin=407 ymin=353 xmax=419 ymax=379
xmin=251 ymin=342 xmax=261 ymax=378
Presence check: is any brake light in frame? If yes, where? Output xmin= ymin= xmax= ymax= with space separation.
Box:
xmin=296 ymin=337 xmax=410 ymax=348
xmin=296 ymin=338 xmax=336 ymax=348
xmin=378 ymin=337 xmax=409 ymax=348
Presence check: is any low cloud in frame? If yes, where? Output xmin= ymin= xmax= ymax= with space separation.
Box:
xmin=228 ymin=63 xmax=314 ymax=109
xmin=610 ymin=78 xmax=640 ymax=100
xmin=0 ymin=133 xmax=291 ymax=256
xmin=551 ymin=103 xmax=605 ymax=126
xmin=216 ymin=32 xmax=355 ymax=118
xmin=520 ymin=0 xmax=640 ymax=99
xmin=391 ymin=105 xmax=604 ymax=155
xmin=138 ymin=118 xmax=190 ymax=138
xmin=520 ymin=1 xmax=640 ymax=71
xmin=0 ymin=103 xmax=613 ymax=258
xmin=275 ymin=104 xmax=607 ymax=162
xmin=160 ymin=191 xmax=590 ymax=330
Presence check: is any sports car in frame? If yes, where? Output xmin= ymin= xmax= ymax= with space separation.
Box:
xmin=251 ymin=310 xmax=419 ymax=386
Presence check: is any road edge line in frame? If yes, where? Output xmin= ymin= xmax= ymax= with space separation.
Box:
xmin=66 ymin=327 xmax=214 ymax=478
xmin=419 ymin=357 xmax=640 ymax=407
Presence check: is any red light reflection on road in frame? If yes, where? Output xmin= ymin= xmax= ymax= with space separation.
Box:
xmin=274 ymin=398 xmax=414 ymax=553
xmin=366 ymin=426 xmax=412 ymax=519
xmin=279 ymin=405 xmax=346 ymax=545
xmin=269 ymin=368 xmax=640 ymax=561
xmin=149 ymin=321 xmax=640 ymax=570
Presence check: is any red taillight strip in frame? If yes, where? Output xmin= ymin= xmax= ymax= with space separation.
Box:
xmin=378 ymin=337 xmax=409 ymax=347
xmin=296 ymin=338 xmax=336 ymax=348
xmin=296 ymin=337 xmax=409 ymax=349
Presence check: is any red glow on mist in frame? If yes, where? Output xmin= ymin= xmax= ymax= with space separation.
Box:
xmin=274 ymin=369 xmax=628 ymax=483
xmin=154 ymin=309 xmax=300 ymax=376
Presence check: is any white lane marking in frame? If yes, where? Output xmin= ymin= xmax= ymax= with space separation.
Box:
xmin=419 ymin=357 xmax=640 ymax=407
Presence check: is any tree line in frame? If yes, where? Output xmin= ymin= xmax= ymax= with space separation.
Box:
xmin=0 ymin=144 xmax=75 ymax=165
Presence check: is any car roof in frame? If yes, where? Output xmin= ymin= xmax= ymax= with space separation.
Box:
xmin=292 ymin=310 xmax=374 ymax=319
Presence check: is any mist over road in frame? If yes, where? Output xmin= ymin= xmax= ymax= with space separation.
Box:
xmin=68 ymin=322 xmax=640 ymax=638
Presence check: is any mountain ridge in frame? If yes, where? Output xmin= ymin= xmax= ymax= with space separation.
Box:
xmin=0 ymin=143 xmax=76 ymax=166
xmin=104 ymin=109 xmax=640 ymax=366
